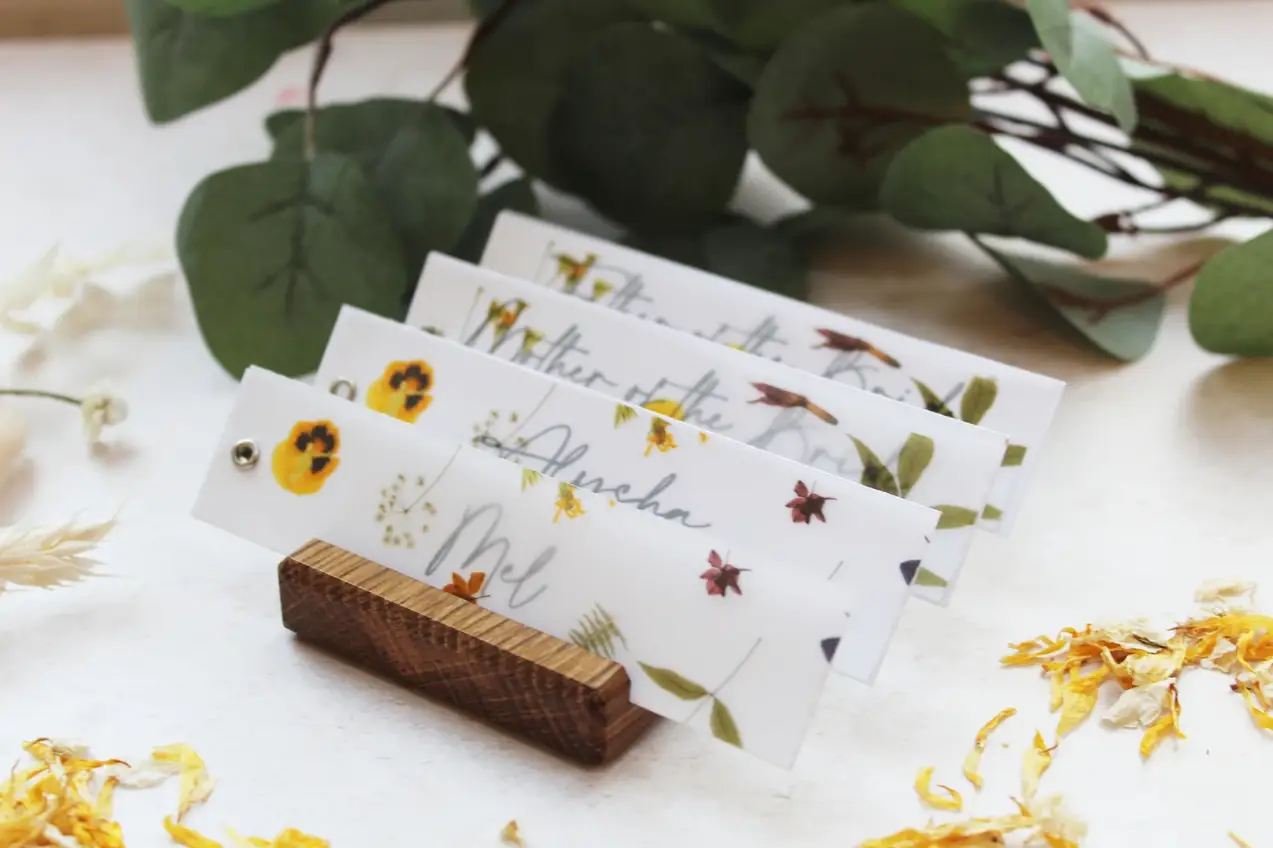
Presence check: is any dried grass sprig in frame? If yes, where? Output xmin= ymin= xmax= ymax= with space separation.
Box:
xmin=0 ymin=517 xmax=115 ymax=595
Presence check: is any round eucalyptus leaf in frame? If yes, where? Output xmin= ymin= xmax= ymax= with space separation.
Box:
xmin=622 ymin=0 xmax=720 ymax=30
xmin=464 ymin=0 xmax=637 ymax=187
xmin=983 ymin=245 xmax=1163 ymax=361
xmin=880 ymin=125 xmax=1107 ymax=258
xmin=269 ymin=99 xmax=479 ymax=271
xmin=1188 ymin=232 xmax=1273 ymax=356
xmin=127 ymin=0 xmax=353 ymax=123
xmin=448 ymin=178 xmax=541 ymax=264
xmin=892 ymin=0 xmax=1038 ymax=79
xmin=267 ymin=104 xmax=477 ymax=147
xmin=749 ymin=3 xmax=972 ymax=208
xmin=166 ymin=0 xmax=281 ymax=16
xmin=177 ymin=155 xmax=411 ymax=378
xmin=1026 ymin=0 xmax=1136 ymax=132
xmin=712 ymin=0 xmax=864 ymax=52
xmin=552 ymin=24 xmax=750 ymax=234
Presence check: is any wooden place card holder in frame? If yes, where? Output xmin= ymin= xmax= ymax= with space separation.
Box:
xmin=278 ymin=540 xmax=659 ymax=765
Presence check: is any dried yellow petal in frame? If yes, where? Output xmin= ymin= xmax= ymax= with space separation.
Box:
xmin=1230 ymin=833 xmax=1253 ymax=848
xmin=962 ymin=707 xmax=1016 ymax=790
xmin=913 ymin=766 xmax=963 ymax=812
xmin=227 ymin=827 xmax=330 ymax=848
xmin=1236 ymin=680 xmax=1273 ymax=732
xmin=1139 ymin=684 xmax=1185 ymax=758
xmin=154 ymin=743 xmax=215 ymax=821
xmin=501 ymin=819 xmax=526 ymax=847
xmin=1021 ymin=732 xmax=1054 ymax=799
xmin=165 ymin=815 xmax=225 ymax=848
xmin=1057 ymin=665 xmax=1109 ymax=736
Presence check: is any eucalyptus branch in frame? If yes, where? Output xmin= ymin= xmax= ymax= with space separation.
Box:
xmin=305 ymin=0 xmax=403 ymax=160
xmin=969 ymin=234 xmax=1204 ymax=322
xmin=425 ymin=0 xmax=525 ymax=102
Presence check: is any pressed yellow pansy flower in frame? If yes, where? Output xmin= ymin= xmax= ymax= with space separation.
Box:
xmin=554 ymin=482 xmax=585 ymax=523
xmin=271 ymin=421 xmax=340 ymax=495
xmin=913 ymin=766 xmax=962 ymax=812
xmin=366 ymin=360 xmax=434 ymax=423
xmin=644 ymin=418 xmax=677 ymax=456
xmin=962 ymin=707 xmax=1015 ymax=790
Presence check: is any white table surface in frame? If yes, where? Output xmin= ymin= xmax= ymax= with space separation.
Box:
xmin=2 ymin=5 xmax=1272 ymax=846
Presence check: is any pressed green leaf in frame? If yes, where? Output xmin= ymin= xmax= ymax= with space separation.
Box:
xmin=464 ymin=0 xmax=638 ymax=187
xmin=168 ymin=0 xmax=281 ymax=15
xmin=638 ymin=663 xmax=710 ymax=700
xmin=1025 ymin=0 xmax=1136 ymax=131
xmin=551 ymin=24 xmax=750 ymax=234
xmin=712 ymin=0 xmax=864 ymax=53
xmin=880 ymin=126 xmax=1107 ymax=258
xmin=912 ymin=379 xmax=954 ymax=417
xmin=520 ymin=468 xmax=542 ymax=491
xmin=448 ymin=177 xmax=540 ymax=265
xmin=709 ymin=698 xmax=743 ymax=748
xmin=1188 ymin=231 xmax=1273 ymax=356
xmin=959 ymin=376 xmax=998 ymax=425
xmin=896 ymin=433 xmax=935 ymax=497
xmin=849 ymin=436 xmax=900 ymax=497
xmin=749 ymin=3 xmax=972 ymax=208
xmin=268 ymin=99 xmax=478 ymax=273
xmin=893 ymin=0 xmax=1038 ymax=79
xmin=981 ymin=504 xmax=1004 ymax=520
xmin=935 ymin=505 xmax=979 ymax=529
xmin=914 ymin=567 xmax=948 ymax=587
xmin=177 ymin=154 xmax=410 ymax=378
xmin=626 ymin=216 xmax=810 ymax=300
xmin=982 ymin=246 xmax=1164 ymax=361
xmin=126 ymin=0 xmax=355 ymax=123
xmin=1002 ymin=444 xmax=1027 ymax=467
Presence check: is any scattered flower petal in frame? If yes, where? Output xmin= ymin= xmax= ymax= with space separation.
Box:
xmin=166 ymin=816 xmax=226 ymax=848
xmin=501 ymin=819 xmax=525 ymax=847
xmin=913 ymin=766 xmax=963 ymax=812
xmin=1103 ymin=680 xmax=1171 ymax=728
xmin=962 ymin=707 xmax=1016 ymax=790
xmin=153 ymin=743 xmax=215 ymax=821
xmin=1196 ymin=579 xmax=1257 ymax=608
xmin=1231 ymin=833 xmax=1253 ymax=848
xmin=1021 ymin=731 xmax=1054 ymax=799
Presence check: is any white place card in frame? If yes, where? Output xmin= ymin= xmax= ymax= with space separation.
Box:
xmin=315 ymin=306 xmax=940 ymax=682
xmin=193 ymin=367 xmax=848 ymax=768
xmin=480 ymin=211 xmax=1065 ymax=535
xmin=405 ymin=254 xmax=1009 ymax=604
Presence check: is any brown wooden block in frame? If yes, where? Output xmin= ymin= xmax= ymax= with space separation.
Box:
xmin=278 ymin=539 xmax=659 ymax=765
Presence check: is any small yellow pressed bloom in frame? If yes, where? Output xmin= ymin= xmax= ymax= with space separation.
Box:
xmin=521 ymin=328 xmax=544 ymax=353
xmin=553 ymin=482 xmax=585 ymax=523
xmin=644 ymin=418 xmax=678 ymax=457
xmin=590 ymin=279 xmax=613 ymax=301
xmin=366 ymin=360 xmax=434 ymax=423
xmin=271 ymin=421 xmax=340 ymax=495
xmin=500 ymin=819 xmax=525 ymax=847
xmin=555 ymin=252 xmax=596 ymax=290
xmin=698 ymin=431 xmax=709 ymax=443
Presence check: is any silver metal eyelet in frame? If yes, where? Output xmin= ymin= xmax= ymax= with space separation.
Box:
xmin=230 ymin=438 xmax=260 ymax=469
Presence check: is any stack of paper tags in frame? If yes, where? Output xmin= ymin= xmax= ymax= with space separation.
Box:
xmin=193 ymin=212 xmax=1064 ymax=769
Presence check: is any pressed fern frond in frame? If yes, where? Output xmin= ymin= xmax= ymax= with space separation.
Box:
xmin=568 ymin=604 xmax=627 ymax=659
xmin=0 ymin=517 xmax=115 ymax=595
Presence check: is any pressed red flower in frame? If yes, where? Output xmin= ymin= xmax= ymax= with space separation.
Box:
xmin=786 ymin=480 xmax=834 ymax=524
xmin=700 ymin=550 xmax=749 ymax=597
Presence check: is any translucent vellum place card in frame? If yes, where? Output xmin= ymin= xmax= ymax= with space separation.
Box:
xmin=480 ymin=211 xmax=1065 ymax=535
xmin=405 ymin=254 xmax=1009 ymax=605
xmin=315 ymin=305 xmax=940 ymax=682
xmin=193 ymin=367 xmax=847 ymax=768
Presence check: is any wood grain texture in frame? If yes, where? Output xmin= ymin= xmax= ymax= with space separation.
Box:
xmin=279 ymin=540 xmax=658 ymax=765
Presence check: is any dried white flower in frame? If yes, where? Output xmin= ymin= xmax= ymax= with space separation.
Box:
xmin=1094 ymin=616 xmax=1174 ymax=648
xmin=0 ymin=517 xmax=115 ymax=595
xmin=1025 ymin=794 xmax=1088 ymax=844
xmin=1124 ymin=649 xmax=1183 ymax=686
xmin=79 ymin=384 xmax=129 ymax=444
xmin=1103 ymin=679 xmax=1171 ymax=728
xmin=1200 ymin=637 xmax=1239 ymax=671
xmin=1194 ymin=578 xmax=1257 ymax=608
